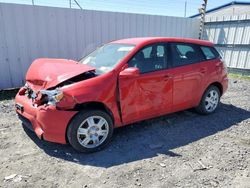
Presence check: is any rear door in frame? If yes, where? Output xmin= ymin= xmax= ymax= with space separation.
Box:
xmin=169 ymin=42 xmax=207 ymax=111
xmin=118 ymin=43 xmax=173 ymax=124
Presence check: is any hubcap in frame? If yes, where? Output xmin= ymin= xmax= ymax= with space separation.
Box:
xmin=77 ymin=116 xmax=109 ymax=148
xmin=205 ymin=89 xmax=219 ymax=112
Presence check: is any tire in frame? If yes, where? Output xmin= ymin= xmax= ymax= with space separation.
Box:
xmin=67 ymin=109 xmax=113 ymax=153
xmin=195 ymin=85 xmax=221 ymax=115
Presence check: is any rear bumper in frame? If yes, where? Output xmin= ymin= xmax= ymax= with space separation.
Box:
xmin=15 ymin=92 xmax=77 ymax=144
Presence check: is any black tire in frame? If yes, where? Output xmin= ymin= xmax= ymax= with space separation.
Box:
xmin=195 ymin=85 xmax=221 ymax=115
xmin=67 ymin=109 xmax=113 ymax=153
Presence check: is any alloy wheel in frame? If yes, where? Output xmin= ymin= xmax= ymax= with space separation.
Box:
xmin=205 ymin=89 xmax=219 ymax=112
xmin=77 ymin=116 xmax=109 ymax=148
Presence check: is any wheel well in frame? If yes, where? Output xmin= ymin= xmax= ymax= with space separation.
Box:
xmin=65 ymin=102 xmax=115 ymax=143
xmin=209 ymin=82 xmax=223 ymax=96
xmin=73 ymin=101 xmax=114 ymax=122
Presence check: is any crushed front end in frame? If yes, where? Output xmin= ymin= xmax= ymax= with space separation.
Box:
xmin=15 ymin=84 xmax=77 ymax=144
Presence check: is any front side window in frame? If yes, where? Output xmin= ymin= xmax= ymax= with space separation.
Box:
xmin=170 ymin=43 xmax=205 ymax=67
xmin=128 ymin=43 xmax=167 ymax=73
xmin=79 ymin=43 xmax=135 ymax=74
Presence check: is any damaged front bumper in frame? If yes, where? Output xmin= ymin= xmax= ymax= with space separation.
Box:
xmin=15 ymin=89 xmax=77 ymax=144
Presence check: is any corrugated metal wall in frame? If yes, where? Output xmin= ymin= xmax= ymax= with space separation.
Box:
xmin=0 ymin=3 xmax=200 ymax=89
xmin=204 ymin=15 xmax=250 ymax=70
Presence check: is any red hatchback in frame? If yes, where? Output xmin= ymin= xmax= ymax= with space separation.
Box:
xmin=15 ymin=37 xmax=228 ymax=152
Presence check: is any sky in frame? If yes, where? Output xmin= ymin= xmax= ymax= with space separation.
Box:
xmin=0 ymin=0 xmax=250 ymax=17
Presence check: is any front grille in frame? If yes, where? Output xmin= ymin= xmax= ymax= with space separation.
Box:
xmin=26 ymin=87 xmax=37 ymax=99
xmin=25 ymin=87 xmax=47 ymax=106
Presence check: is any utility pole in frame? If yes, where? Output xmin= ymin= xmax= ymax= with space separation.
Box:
xmin=31 ymin=0 xmax=34 ymax=5
xmin=198 ymin=0 xmax=208 ymax=39
xmin=69 ymin=0 xmax=71 ymax=8
xmin=184 ymin=1 xmax=187 ymax=17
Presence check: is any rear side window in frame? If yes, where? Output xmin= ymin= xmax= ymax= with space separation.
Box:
xmin=170 ymin=43 xmax=205 ymax=67
xmin=200 ymin=46 xmax=219 ymax=60
xmin=176 ymin=45 xmax=194 ymax=56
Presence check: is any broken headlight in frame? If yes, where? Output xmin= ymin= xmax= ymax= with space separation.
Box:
xmin=40 ymin=89 xmax=64 ymax=106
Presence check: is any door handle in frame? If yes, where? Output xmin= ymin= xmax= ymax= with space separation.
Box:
xmin=200 ymin=68 xmax=206 ymax=74
xmin=163 ymin=74 xmax=172 ymax=81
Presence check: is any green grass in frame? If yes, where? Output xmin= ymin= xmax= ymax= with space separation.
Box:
xmin=0 ymin=88 xmax=19 ymax=101
xmin=228 ymin=73 xmax=250 ymax=81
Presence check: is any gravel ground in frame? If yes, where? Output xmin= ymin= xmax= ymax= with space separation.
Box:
xmin=0 ymin=78 xmax=250 ymax=188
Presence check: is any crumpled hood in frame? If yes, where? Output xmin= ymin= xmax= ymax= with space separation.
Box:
xmin=26 ymin=58 xmax=95 ymax=91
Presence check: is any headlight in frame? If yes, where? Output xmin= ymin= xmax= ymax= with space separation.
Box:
xmin=40 ymin=89 xmax=64 ymax=106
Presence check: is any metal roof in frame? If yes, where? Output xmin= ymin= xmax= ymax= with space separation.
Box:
xmin=190 ymin=1 xmax=250 ymax=18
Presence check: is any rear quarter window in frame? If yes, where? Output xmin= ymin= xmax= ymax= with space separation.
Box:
xmin=200 ymin=46 xmax=220 ymax=60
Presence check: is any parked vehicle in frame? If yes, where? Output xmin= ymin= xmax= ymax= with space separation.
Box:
xmin=15 ymin=37 xmax=228 ymax=152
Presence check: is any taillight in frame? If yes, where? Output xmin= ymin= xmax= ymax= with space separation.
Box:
xmin=221 ymin=60 xmax=228 ymax=73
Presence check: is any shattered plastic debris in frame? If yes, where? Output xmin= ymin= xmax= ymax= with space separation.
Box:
xmin=4 ymin=174 xmax=30 ymax=183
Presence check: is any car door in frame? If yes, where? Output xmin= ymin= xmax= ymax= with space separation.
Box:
xmin=118 ymin=43 xmax=173 ymax=125
xmin=169 ymin=42 xmax=206 ymax=112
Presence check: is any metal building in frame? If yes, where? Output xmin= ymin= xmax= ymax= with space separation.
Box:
xmin=191 ymin=1 xmax=250 ymax=18
xmin=191 ymin=1 xmax=250 ymax=73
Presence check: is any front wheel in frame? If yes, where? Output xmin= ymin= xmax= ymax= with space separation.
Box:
xmin=67 ymin=110 xmax=113 ymax=153
xmin=195 ymin=85 xmax=220 ymax=115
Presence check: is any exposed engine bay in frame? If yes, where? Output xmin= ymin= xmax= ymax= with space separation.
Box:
xmin=22 ymin=71 xmax=96 ymax=107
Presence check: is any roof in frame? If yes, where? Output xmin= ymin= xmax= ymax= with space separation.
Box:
xmin=190 ymin=1 xmax=250 ymax=18
xmin=111 ymin=37 xmax=214 ymax=47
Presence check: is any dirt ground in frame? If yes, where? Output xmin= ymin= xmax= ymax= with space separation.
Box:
xmin=0 ymin=78 xmax=250 ymax=188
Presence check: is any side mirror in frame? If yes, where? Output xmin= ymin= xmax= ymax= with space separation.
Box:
xmin=119 ymin=67 xmax=140 ymax=78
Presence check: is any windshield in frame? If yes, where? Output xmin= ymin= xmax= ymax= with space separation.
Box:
xmin=79 ymin=43 xmax=135 ymax=74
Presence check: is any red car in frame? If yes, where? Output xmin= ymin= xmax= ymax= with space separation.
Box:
xmin=15 ymin=37 xmax=228 ymax=152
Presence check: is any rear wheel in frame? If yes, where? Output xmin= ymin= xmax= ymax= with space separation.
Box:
xmin=195 ymin=85 xmax=220 ymax=115
xmin=67 ymin=110 xmax=113 ymax=153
